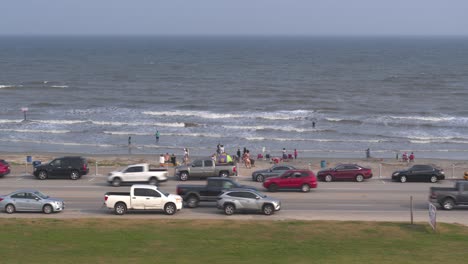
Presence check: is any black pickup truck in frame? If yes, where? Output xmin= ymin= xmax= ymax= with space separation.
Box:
xmin=176 ymin=177 xmax=256 ymax=208
xmin=429 ymin=181 xmax=468 ymax=210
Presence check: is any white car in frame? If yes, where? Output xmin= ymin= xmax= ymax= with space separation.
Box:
xmin=104 ymin=185 xmax=183 ymax=215
xmin=107 ymin=163 xmax=168 ymax=187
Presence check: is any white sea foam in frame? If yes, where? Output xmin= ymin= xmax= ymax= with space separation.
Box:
xmin=0 ymin=119 xmax=23 ymax=124
xmin=142 ymin=109 xmax=314 ymax=121
xmin=93 ymin=121 xmax=184 ymax=127
xmin=35 ymin=119 xmax=87 ymax=125
xmin=104 ymin=131 xmax=224 ymax=138
xmin=387 ymin=115 xmax=456 ymax=122
xmin=142 ymin=110 xmax=243 ymax=119
xmin=50 ymin=85 xmax=68 ymax=88
xmin=0 ymin=129 xmax=70 ymax=134
xmin=222 ymin=125 xmax=318 ymax=133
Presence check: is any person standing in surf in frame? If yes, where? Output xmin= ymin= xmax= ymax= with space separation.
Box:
xmin=155 ymin=130 xmax=160 ymax=143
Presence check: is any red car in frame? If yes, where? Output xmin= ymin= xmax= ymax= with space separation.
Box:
xmin=317 ymin=164 xmax=372 ymax=182
xmin=263 ymin=170 xmax=318 ymax=192
xmin=0 ymin=159 xmax=11 ymax=177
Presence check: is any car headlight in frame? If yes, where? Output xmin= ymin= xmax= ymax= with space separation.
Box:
xmin=440 ymin=171 xmax=444 ymax=174
xmin=393 ymin=172 xmax=399 ymax=176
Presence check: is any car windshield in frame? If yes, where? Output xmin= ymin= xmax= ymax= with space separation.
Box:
xmin=33 ymin=191 xmax=49 ymax=199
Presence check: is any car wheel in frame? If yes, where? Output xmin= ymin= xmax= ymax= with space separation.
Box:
xmin=38 ymin=171 xmax=48 ymax=180
xmin=256 ymin=174 xmax=265 ymax=182
xmin=268 ymin=184 xmax=278 ymax=192
xmin=442 ymin=198 xmax=455 ymax=210
xmin=5 ymin=204 xmax=15 ymax=214
xmin=301 ymin=184 xmax=310 ymax=193
xmin=224 ymin=204 xmax=235 ymax=215
xmin=219 ymin=171 xmax=229 ymax=178
xmin=324 ymin=175 xmax=333 ymax=182
xmin=164 ymin=203 xmax=177 ymax=215
xmin=430 ymin=176 xmax=438 ymax=183
xmin=43 ymin=204 xmax=53 ymax=214
xmin=400 ymin=176 xmax=407 ymax=183
xmin=70 ymin=170 xmax=80 ymax=180
xmin=356 ymin=174 xmax=364 ymax=182
xmin=186 ymin=195 xmax=199 ymax=208
xmin=114 ymin=202 xmax=127 ymax=215
xmin=179 ymin=172 xmax=189 ymax=181
xmin=112 ymin=178 xmax=122 ymax=187
xmin=148 ymin=177 xmax=159 ymax=186
xmin=263 ymin=204 xmax=274 ymax=215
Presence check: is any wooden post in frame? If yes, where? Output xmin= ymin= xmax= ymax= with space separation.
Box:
xmin=410 ymin=196 xmax=414 ymax=225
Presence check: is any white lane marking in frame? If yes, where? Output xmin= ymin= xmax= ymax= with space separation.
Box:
xmin=321 ymin=204 xmax=372 ymax=207
xmin=320 ymin=188 xmax=362 ymax=190
xmin=382 ymin=181 xmax=386 ymax=184
xmin=88 ymin=178 xmax=95 ymax=182
xmin=16 ymin=178 xmax=22 ymax=181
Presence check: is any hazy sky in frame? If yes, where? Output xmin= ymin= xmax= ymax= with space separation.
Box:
xmin=1 ymin=0 xmax=467 ymax=36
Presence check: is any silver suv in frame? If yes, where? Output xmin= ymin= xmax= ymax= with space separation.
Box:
xmin=216 ymin=189 xmax=281 ymax=216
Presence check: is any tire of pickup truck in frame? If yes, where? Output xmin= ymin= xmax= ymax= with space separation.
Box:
xmin=179 ymin=172 xmax=189 ymax=181
xmin=186 ymin=195 xmax=199 ymax=208
xmin=114 ymin=202 xmax=127 ymax=215
xmin=148 ymin=177 xmax=159 ymax=186
xmin=442 ymin=198 xmax=455 ymax=210
xmin=164 ymin=203 xmax=176 ymax=215
xmin=219 ymin=171 xmax=229 ymax=178
xmin=112 ymin=178 xmax=122 ymax=187
xmin=430 ymin=176 xmax=438 ymax=183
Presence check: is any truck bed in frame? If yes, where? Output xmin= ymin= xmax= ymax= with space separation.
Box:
xmin=105 ymin=192 xmax=130 ymax=196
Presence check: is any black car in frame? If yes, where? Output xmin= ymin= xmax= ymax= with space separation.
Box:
xmin=391 ymin=165 xmax=445 ymax=183
xmin=251 ymin=165 xmax=296 ymax=182
xmin=33 ymin=156 xmax=89 ymax=180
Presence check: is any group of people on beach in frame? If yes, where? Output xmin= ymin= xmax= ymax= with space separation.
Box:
xmin=401 ymin=152 xmax=415 ymax=163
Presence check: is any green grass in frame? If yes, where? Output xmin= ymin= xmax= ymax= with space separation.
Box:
xmin=1 ymin=219 xmax=467 ymax=264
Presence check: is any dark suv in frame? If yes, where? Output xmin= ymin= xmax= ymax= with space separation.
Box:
xmin=33 ymin=156 xmax=89 ymax=180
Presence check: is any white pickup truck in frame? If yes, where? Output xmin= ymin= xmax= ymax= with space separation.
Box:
xmin=104 ymin=185 xmax=183 ymax=215
xmin=107 ymin=163 xmax=168 ymax=187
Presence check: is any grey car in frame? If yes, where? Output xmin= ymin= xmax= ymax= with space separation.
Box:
xmin=0 ymin=189 xmax=64 ymax=214
xmin=251 ymin=165 xmax=296 ymax=182
xmin=216 ymin=189 xmax=281 ymax=216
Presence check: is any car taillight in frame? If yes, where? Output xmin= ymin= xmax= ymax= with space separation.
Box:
xmin=0 ymin=198 xmax=3 ymax=202
xmin=430 ymin=192 xmax=437 ymax=199
xmin=83 ymin=164 xmax=87 ymax=170
xmin=233 ymin=166 xmax=236 ymax=173
xmin=104 ymin=195 xmax=108 ymax=201
xmin=176 ymin=187 xmax=181 ymax=195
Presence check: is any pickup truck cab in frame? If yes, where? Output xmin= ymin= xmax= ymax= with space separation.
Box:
xmin=176 ymin=177 xmax=256 ymax=208
xmin=107 ymin=163 xmax=168 ymax=187
xmin=104 ymin=185 xmax=183 ymax=215
xmin=429 ymin=181 xmax=468 ymax=210
xmin=175 ymin=159 xmax=236 ymax=181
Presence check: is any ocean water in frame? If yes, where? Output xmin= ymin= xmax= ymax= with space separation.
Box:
xmin=0 ymin=36 xmax=468 ymax=159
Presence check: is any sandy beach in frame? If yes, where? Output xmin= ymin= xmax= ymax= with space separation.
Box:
xmin=2 ymin=152 xmax=468 ymax=180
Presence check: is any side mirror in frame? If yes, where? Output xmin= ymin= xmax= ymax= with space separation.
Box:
xmin=256 ymin=196 xmax=260 ymax=200
xmin=35 ymin=197 xmax=40 ymax=201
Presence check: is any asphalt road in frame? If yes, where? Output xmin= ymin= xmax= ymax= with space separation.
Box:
xmin=0 ymin=173 xmax=467 ymax=225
